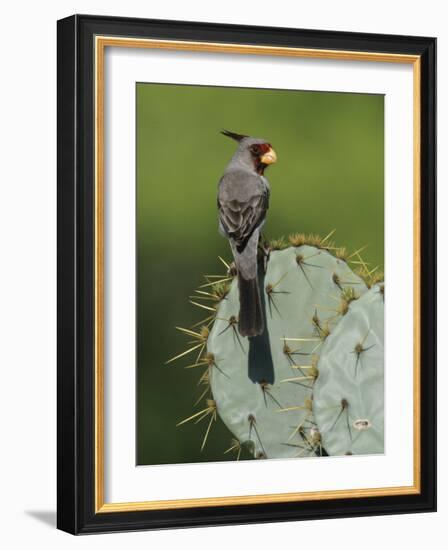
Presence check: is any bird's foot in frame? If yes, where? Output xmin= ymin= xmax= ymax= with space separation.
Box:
xmin=227 ymin=262 xmax=237 ymax=277
xmin=258 ymin=239 xmax=271 ymax=273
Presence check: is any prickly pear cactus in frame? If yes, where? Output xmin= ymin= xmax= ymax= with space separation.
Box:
xmin=169 ymin=232 xmax=384 ymax=460
xmin=312 ymin=284 xmax=384 ymax=456
xmin=206 ymin=243 xmax=369 ymax=459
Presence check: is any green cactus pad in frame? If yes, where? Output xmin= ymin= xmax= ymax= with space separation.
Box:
xmin=313 ymin=284 xmax=384 ymax=456
xmin=207 ymin=244 xmax=368 ymax=459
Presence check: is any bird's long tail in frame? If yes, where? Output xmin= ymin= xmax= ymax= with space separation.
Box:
xmin=237 ymin=274 xmax=264 ymax=337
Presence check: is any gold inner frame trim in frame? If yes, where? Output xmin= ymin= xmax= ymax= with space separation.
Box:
xmin=94 ymin=35 xmax=421 ymax=513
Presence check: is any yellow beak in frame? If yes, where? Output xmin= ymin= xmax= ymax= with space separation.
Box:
xmin=260 ymin=147 xmax=277 ymax=165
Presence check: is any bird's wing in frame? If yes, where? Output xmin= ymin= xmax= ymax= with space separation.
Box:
xmin=218 ymin=171 xmax=269 ymax=253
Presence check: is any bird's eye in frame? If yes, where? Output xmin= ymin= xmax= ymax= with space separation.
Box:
xmin=250 ymin=145 xmax=261 ymax=155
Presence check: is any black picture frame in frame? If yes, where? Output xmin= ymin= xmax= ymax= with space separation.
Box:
xmin=57 ymin=14 xmax=436 ymax=534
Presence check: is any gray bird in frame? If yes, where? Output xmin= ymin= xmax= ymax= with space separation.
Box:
xmin=218 ymin=130 xmax=277 ymax=337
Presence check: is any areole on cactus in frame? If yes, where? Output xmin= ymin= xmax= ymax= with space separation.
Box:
xmin=167 ymin=232 xmax=384 ymax=459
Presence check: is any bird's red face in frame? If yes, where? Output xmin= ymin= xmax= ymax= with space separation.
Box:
xmin=249 ymin=143 xmax=278 ymax=174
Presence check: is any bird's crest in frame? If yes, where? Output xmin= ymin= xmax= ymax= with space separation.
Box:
xmin=220 ymin=129 xmax=248 ymax=142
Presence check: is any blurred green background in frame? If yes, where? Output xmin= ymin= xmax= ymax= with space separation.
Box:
xmin=136 ymin=83 xmax=384 ymax=465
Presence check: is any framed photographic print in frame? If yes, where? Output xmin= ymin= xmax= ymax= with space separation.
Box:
xmin=57 ymin=14 xmax=436 ymax=534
